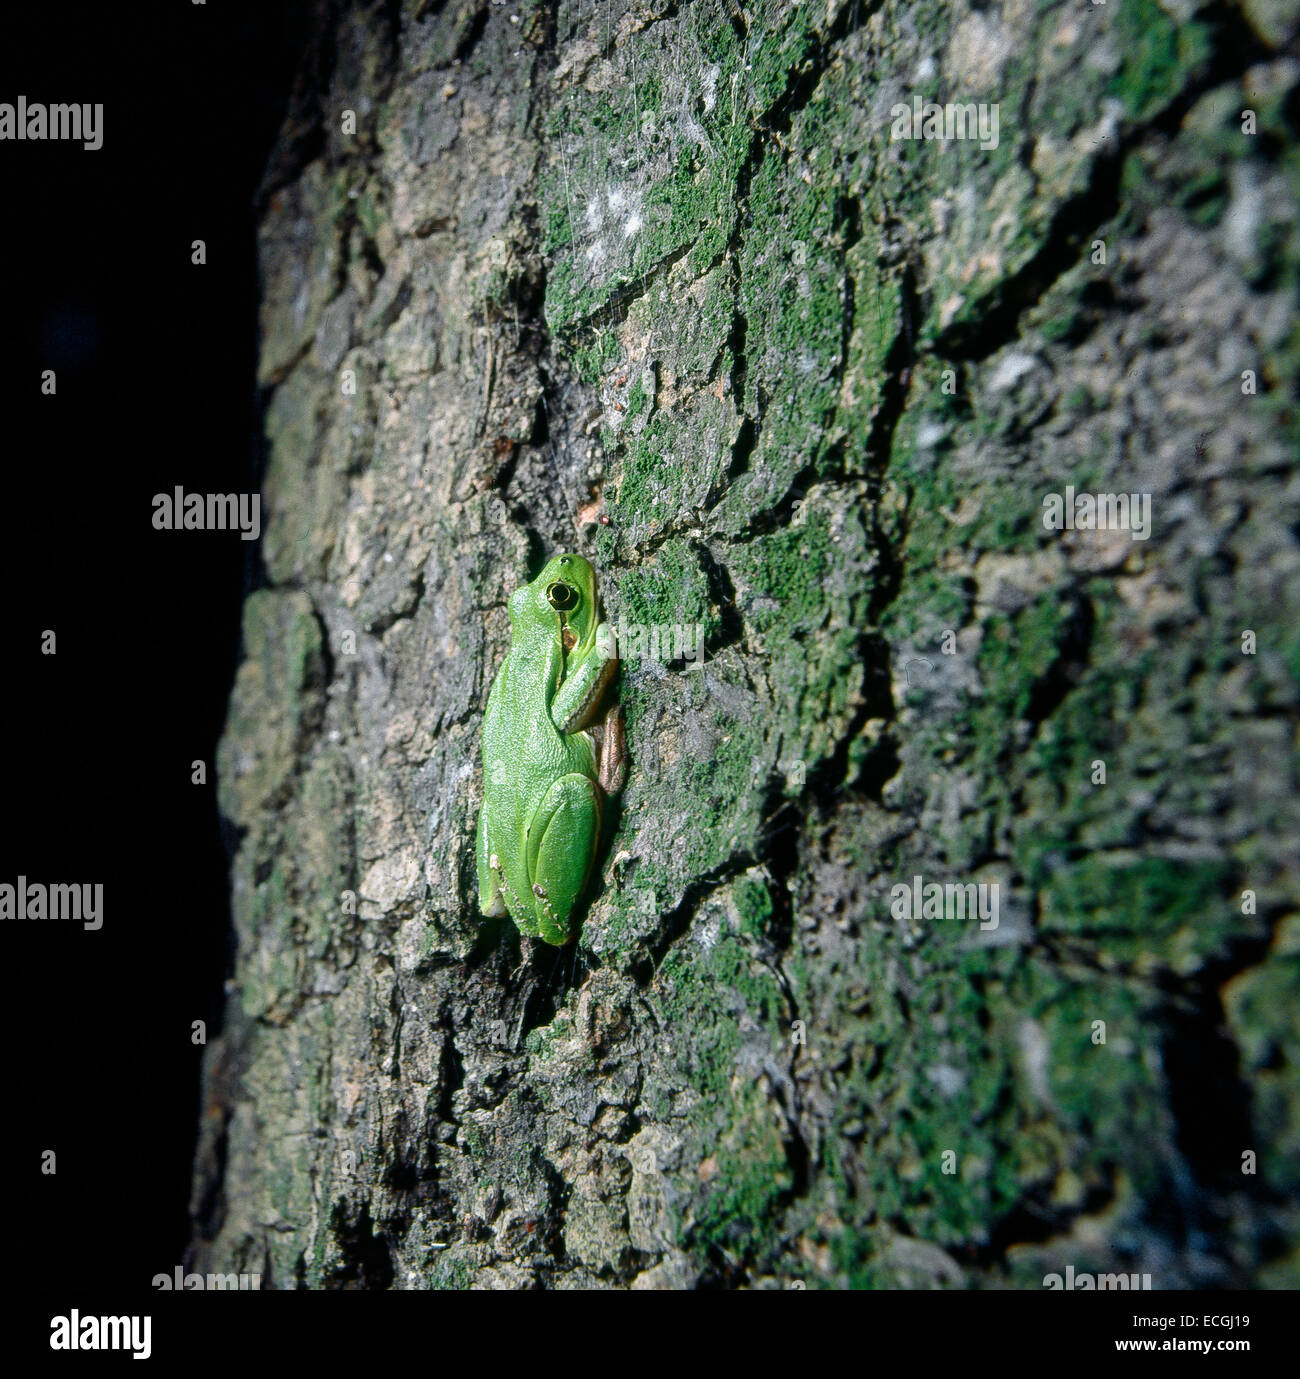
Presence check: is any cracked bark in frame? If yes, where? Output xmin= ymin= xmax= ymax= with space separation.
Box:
xmin=191 ymin=0 xmax=1300 ymax=1288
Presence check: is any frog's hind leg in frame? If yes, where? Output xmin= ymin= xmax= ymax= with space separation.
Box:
xmin=525 ymin=773 xmax=600 ymax=945
xmin=476 ymin=806 xmax=507 ymax=917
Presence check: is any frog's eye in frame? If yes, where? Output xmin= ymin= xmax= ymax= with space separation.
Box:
xmin=546 ymin=581 xmax=578 ymax=612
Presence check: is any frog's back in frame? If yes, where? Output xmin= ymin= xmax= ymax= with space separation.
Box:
xmin=481 ymin=643 xmax=589 ymax=867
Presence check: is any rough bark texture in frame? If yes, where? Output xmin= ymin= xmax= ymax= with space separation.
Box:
xmin=191 ymin=0 xmax=1300 ymax=1288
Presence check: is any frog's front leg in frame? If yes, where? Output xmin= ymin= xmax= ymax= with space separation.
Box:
xmin=524 ymin=773 xmax=601 ymax=944
xmin=551 ymin=622 xmax=617 ymax=733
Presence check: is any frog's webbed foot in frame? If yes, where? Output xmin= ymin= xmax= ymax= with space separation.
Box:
xmin=590 ymin=703 xmax=627 ymax=796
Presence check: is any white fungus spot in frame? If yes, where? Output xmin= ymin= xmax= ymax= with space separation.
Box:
xmin=989 ymin=351 xmax=1038 ymax=392
xmin=701 ymin=63 xmax=720 ymax=113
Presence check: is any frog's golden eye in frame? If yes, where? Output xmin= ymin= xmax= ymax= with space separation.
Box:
xmin=546 ymin=581 xmax=578 ymax=611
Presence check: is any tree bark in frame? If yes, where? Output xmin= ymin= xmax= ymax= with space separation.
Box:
xmin=190 ymin=0 xmax=1300 ymax=1288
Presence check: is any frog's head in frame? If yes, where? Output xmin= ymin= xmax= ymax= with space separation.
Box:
xmin=534 ymin=553 xmax=601 ymax=659
xmin=507 ymin=554 xmax=603 ymax=655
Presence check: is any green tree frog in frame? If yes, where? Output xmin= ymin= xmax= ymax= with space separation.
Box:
xmin=477 ymin=554 xmax=625 ymax=945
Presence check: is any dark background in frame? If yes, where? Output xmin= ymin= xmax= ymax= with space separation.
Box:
xmin=0 ymin=2 xmax=311 ymax=1290
xmin=0 ymin=5 xmax=1293 ymax=1356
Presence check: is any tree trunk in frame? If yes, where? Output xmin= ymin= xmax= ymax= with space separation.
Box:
xmin=190 ymin=0 xmax=1300 ymax=1288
